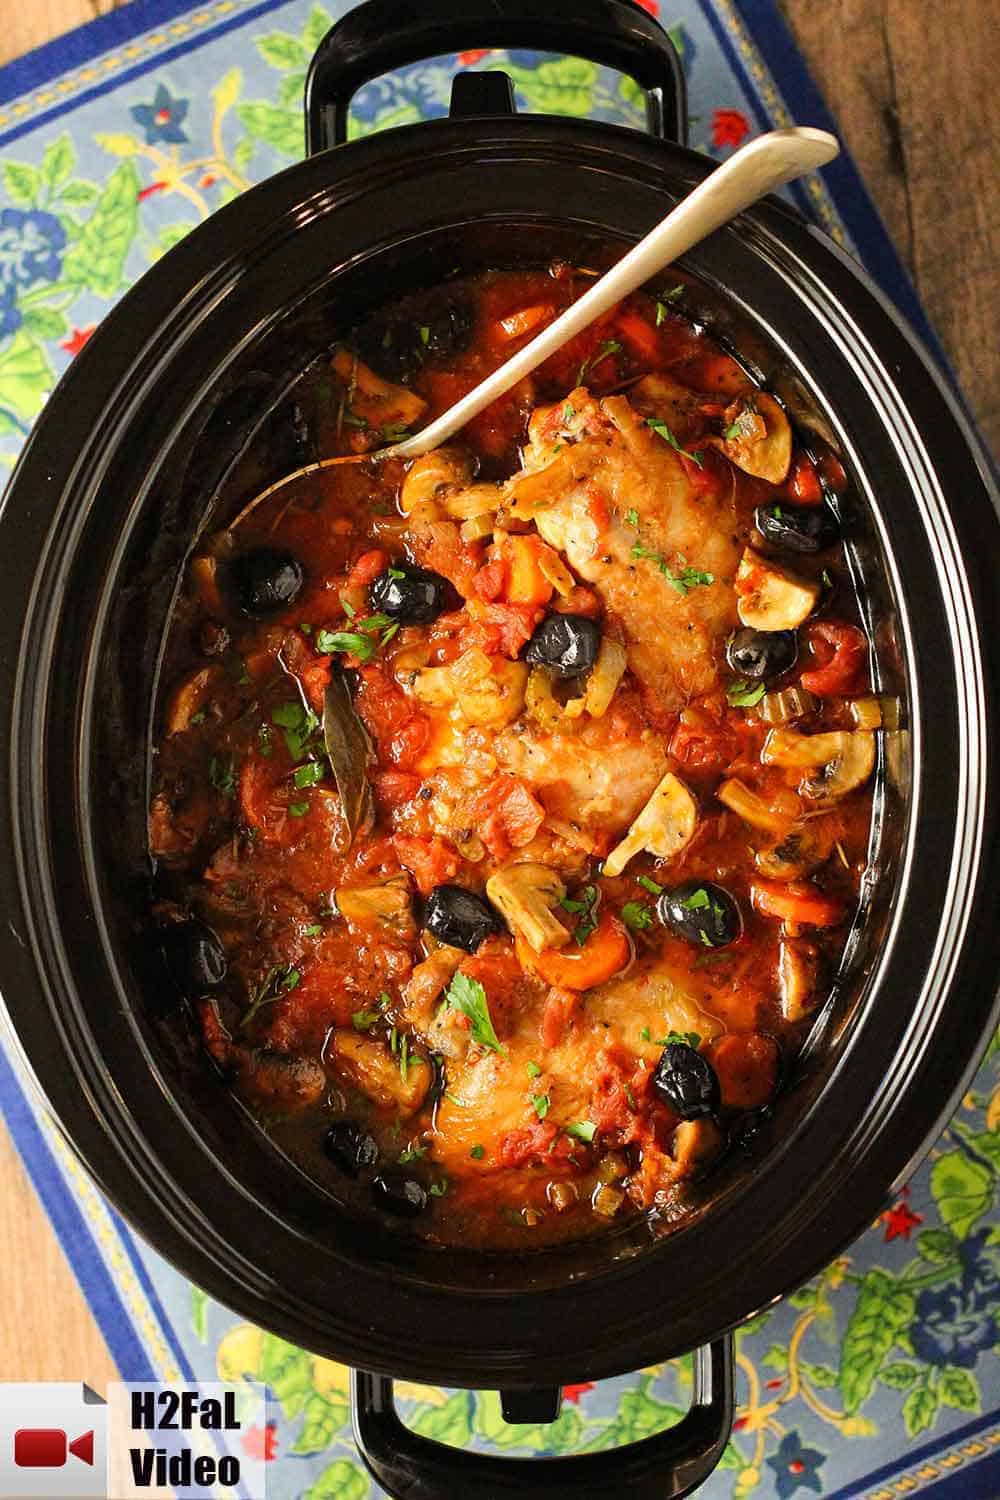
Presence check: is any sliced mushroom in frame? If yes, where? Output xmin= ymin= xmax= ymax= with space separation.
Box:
xmin=779 ymin=938 xmax=821 ymax=1022
xmin=735 ymin=548 xmax=821 ymax=632
xmin=442 ymin=482 xmax=505 ymax=520
xmin=707 ymin=392 xmax=792 ymax=484
xmin=672 ymin=1117 xmax=724 ymax=1179
xmin=579 ymin=638 xmax=628 ymax=720
xmin=165 ymin=666 xmax=220 ymax=735
xmin=718 ymin=777 xmax=800 ymax=835
xmin=486 ymin=862 xmax=570 ymax=953
xmin=334 ymin=874 xmax=416 ymax=937
xmin=754 ymin=823 xmax=830 ymax=881
xmin=328 ymin=1029 xmax=430 ymax=1115
xmin=762 ymin=728 xmax=875 ymax=801
xmin=400 ymin=446 xmax=473 ymax=515
xmin=331 ymin=348 xmax=427 ymax=430
xmin=602 ymin=771 xmax=697 ymax=878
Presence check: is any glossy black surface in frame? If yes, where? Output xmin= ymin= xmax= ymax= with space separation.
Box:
xmin=726 ymin=626 xmax=798 ymax=680
xmin=159 ymin=920 xmax=227 ymax=993
xmin=525 ymin=613 xmax=602 ymax=677
xmin=370 ymin=563 xmax=451 ymax=625
xmin=756 ymin=501 xmax=839 ymax=554
xmin=230 ymin=547 xmax=304 ymax=615
xmin=351 ymin=1340 xmax=733 ymax=1499
xmin=324 ymin=1120 xmax=379 ymax=1178
xmin=657 ymin=881 xmax=743 ymax=949
xmin=0 ymin=37 xmax=998 ymax=1404
xmin=424 ymin=884 xmax=498 ymax=953
xmin=652 ymin=1044 xmax=722 ymax=1119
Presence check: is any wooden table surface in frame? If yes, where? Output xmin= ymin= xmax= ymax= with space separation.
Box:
xmin=0 ymin=0 xmax=997 ymax=1391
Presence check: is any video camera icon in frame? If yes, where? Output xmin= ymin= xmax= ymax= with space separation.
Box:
xmin=14 ymin=1429 xmax=95 ymax=1468
xmin=0 ymin=1385 xmax=105 ymax=1498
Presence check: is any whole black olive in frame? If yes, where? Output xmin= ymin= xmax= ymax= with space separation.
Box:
xmin=656 ymin=881 xmax=742 ymax=949
xmin=730 ymin=1107 xmax=773 ymax=1153
xmin=372 ymin=1171 xmax=427 ymax=1218
xmin=370 ymin=563 xmax=451 ymax=625
xmin=756 ymin=501 xmax=839 ymax=554
xmin=726 ymin=627 xmax=798 ymax=681
xmin=324 ymin=1120 xmax=379 ymax=1178
xmin=423 ymin=301 xmax=473 ymax=359
xmin=231 ymin=547 xmax=304 ymax=616
xmin=160 ymin=919 xmax=227 ymax=993
xmin=653 ymin=1043 xmax=721 ymax=1119
xmin=525 ymin=614 xmax=601 ymax=678
xmin=424 ymin=884 xmax=498 ymax=953
xmin=355 ymin=320 xmax=425 ymax=381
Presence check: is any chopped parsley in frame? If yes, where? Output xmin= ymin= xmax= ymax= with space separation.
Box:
xmin=640 ymin=1026 xmax=651 ymax=1042
xmin=428 ymin=1178 xmax=449 ymax=1197
xmin=272 ymin=701 xmax=323 ymax=762
xmin=342 ymin=411 xmax=369 ymax=430
xmin=645 ymin=416 xmax=704 ymax=468
xmin=303 ymin=923 xmax=322 ymax=937
xmin=316 ymin=612 xmax=397 ymax=662
xmin=577 ymin=338 xmax=623 ymax=385
xmin=526 ymin=1060 xmax=542 ymax=1078
xmin=293 ymin=760 xmax=326 ymax=789
xmin=621 ymin=900 xmax=654 ymax=932
xmin=208 ymin=755 xmax=236 ymax=799
xmin=419 ymin=325 xmax=431 ymax=346
xmin=562 ymin=401 xmax=576 ymax=425
xmin=189 ymin=709 xmax=207 ymax=726
xmin=381 ymin=422 xmax=412 ymax=444
xmin=723 ymin=403 xmax=760 ymax=442
xmin=532 ymin=1094 xmax=551 ymax=1120
xmin=564 ymin=1121 xmax=597 ymax=1143
xmin=352 ymin=1008 xmax=380 ymax=1031
xmin=726 ymin=679 xmax=767 ymax=708
xmin=399 ymin=1032 xmax=411 ymax=1083
xmin=623 ymin=1083 xmax=638 ymax=1111
xmin=288 ymin=800 xmax=310 ymax=818
xmin=469 ymin=1144 xmax=485 ymax=1160
xmin=660 ymin=1029 xmax=702 ymax=1049
xmin=561 ymin=883 xmax=599 ymax=944
xmin=398 ymin=1144 xmax=427 ymax=1164
xmin=388 ymin=567 xmax=406 ymax=580
xmin=625 ymin=506 xmax=640 ymax=528
xmin=241 ymin=964 xmax=300 ymax=1031
xmin=637 ymin=874 xmax=664 ymax=897
xmin=630 ymin=539 xmax=715 ymax=595
xmin=444 ymin=971 xmax=506 ymax=1055
xmin=657 ymin=285 xmax=685 ymax=318
xmin=680 ymin=887 xmax=710 ymax=911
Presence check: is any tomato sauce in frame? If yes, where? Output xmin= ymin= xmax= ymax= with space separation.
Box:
xmin=151 ymin=263 xmax=878 ymax=1248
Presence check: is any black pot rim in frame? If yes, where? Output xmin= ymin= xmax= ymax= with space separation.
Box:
xmin=1 ymin=114 xmax=999 ymax=1386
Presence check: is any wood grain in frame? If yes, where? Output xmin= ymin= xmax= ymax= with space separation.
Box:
xmin=0 ymin=1121 xmax=118 ymax=1385
xmin=781 ymin=0 xmax=1000 ymax=451
xmin=0 ymin=0 xmax=996 ymax=1386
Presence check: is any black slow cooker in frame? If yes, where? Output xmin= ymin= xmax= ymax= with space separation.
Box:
xmin=1 ymin=1 xmax=998 ymax=1495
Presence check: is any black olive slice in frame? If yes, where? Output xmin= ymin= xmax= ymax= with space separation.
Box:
xmin=424 ymin=885 xmax=498 ymax=953
xmin=652 ymin=1043 xmax=721 ymax=1119
xmin=524 ymin=614 xmax=601 ymax=677
xmin=656 ymin=881 xmax=742 ymax=949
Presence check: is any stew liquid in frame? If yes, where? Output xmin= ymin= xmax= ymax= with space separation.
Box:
xmin=151 ymin=262 xmax=877 ymax=1247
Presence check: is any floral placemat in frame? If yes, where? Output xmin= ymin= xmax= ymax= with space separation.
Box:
xmin=1 ymin=1 xmax=993 ymax=1496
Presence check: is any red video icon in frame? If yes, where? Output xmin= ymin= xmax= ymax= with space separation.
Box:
xmin=13 ymin=1429 xmax=95 ymax=1467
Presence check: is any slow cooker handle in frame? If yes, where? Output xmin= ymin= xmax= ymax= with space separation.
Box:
xmin=350 ymin=1334 xmax=734 ymax=1499
xmin=304 ymin=0 xmax=687 ymax=154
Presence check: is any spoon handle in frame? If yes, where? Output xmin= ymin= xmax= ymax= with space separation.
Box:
xmin=392 ymin=126 xmax=838 ymax=460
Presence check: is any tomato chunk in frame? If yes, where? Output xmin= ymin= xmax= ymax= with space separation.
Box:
xmin=799 ymin=620 xmax=868 ymax=697
xmin=392 ymin=834 xmax=460 ymax=895
xmin=706 ymin=1032 xmax=780 ymax=1111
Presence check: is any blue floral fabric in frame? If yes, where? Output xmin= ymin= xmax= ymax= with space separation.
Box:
xmin=0 ymin=3 xmax=995 ymax=1498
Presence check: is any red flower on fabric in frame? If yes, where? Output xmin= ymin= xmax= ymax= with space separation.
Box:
xmin=458 ymin=49 xmax=490 ymax=66
xmin=633 ymin=0 xmax=661 ymax=14
xmin=881 ymin=1199 xmax=924 ymax=1242
xmin=711 ymin=108 xmax=750 ymax=149
xmin=60 ymin=325 xmax=95 ymax=356
xmin=241 ymin=1423 xmax=278 ymax=1461
xmin=562 ymin=1383 xmax=595 ymax=1404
